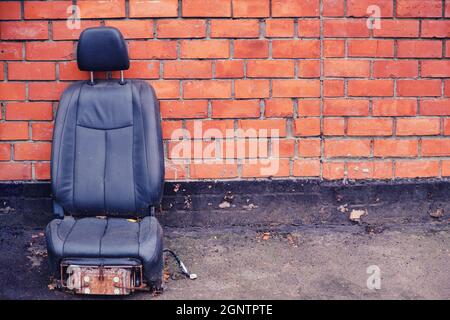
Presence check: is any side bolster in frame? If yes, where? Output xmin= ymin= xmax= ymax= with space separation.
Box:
xmin=139 ymin=217 xmax=163 ymax=282
xmin=138 ymin=81 xmax=165 ymax=205
xmin=51 ymin=82 xmax=83 ymax=210
xmin=45 ymin=217 xmax=76 ymax=276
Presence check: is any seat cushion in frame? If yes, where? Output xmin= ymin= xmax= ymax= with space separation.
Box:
xmin=45 ymin=216 xmax=163 ymax=281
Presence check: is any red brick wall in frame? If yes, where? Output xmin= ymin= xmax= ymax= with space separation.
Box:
xmin=0 ymin=0 xmax=449 ymax=181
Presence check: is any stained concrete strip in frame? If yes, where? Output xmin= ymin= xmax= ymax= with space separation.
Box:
xmin=0 ymin=223 xmax=449 ymax=299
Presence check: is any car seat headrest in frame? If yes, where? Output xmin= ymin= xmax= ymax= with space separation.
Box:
xmin=77 ymin=26 xmax=129 ymax=72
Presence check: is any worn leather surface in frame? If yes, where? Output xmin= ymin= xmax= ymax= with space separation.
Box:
xmin=46 ymin=216 xmax=163 ymax=281
xmin=51 ymin=80 xmax=164 ymax=214
xmin=77 ymin=26 xmax=129 ymax=71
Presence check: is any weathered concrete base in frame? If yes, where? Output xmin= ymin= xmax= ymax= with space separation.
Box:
xmin=1 ymin=179 xmax=449 ymax=227
xmin=1 ymin=222 xmax=449 ymax=299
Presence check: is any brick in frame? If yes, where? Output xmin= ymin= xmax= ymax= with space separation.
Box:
xmin=323 ymin=40 xmax=345 ymax=57
xmin=234 ymin=40 xmax=269 ymax=59
xmin=396 ymin=0 xmax=442 ymax=18
xmin=28 ymin=82 xmax=68 ymax=101
xmin=0 ymin=1 xmax=21 ymax=20
xmin=323 ymin=0 xmax=344 ymax=17
xmin=420 ymin=99 xmax=450 ymax=116
xmin=150 ymin=80 xmax=179 ymax=99
xmin=298 ymin=19 xmax=320 ymax=37
xmin=164 ymin=61 xmax=212 ymax=79
xmin=0 ymin=83 xmax=26 ymax=100
xmin=165 ymin=160 xmax=187 ymax=180
xmin=347 ymin=161 xmax=393 ymax=180
xmin=157 ymin=20 xmax=206 ymax=39
xmin=247 ymin=60 xmax=294 ymax=78
xmin=272 ymin=80 xmax=320 ymax=98
xmin=0 ymin=21 xmax=48 ymax=40
xmin=190 ymin=162 xmax=237 ymax=179
xmin=347 ymin=118 xmax=393 ymax=136
xmin=444 ymin=119 xmax=450 ymax=136
xmin=212 ymin=100 xmax=260 ymax=118
xmin=397 ymin=41 xmax=442 ymax=58
xmin=78 ymin=0 xmax=125 ymax=18
xmin=162 ymin=121 xmax=183 ymax=139
xmin=59 ymin=62 xmax=88 ymax=80
xmin=372 ymin=99 xmax=417 ymax=116
xmin=323 ymin=19 xmax=369 ymax=37
xmin=298 ymin=139 xmax=321 ymax=157
xmin=293 ymin=159 xmax=320 ymax=177
xmin=422 ymin=139 xmax=450 ymax=156
xmin=298 ymin=60 xmax=320 ymax=78
xmin=265 ymin=99 xmax=293 ymax=117
xmin=243 ymin=159 xmax=290 ymax=178
xmin=116 ymin=61 xmax=159 ymax=79
xmin=293 ymin=118 xmax=320 ymax=136
xmin=26 ymin=42 xmax=74 ymax=60
xmin=105 ymin=20 xmax=153 ymax=39
xmin=324 ymin=139 xmax=371 ymax=157
xmin=298 ymin=100 xmax=320 ymax=116
xmin=238 ymin=119 xmax=287 ymax=137
xmin=323 ymin=118 xmax=345 ymax=136
xmin=324 ymin=60 xmax=370 ymax=77
xmin=129 ymin=41 xmax=177 ymax=59
xmin=395 ymin=160 xmax=439 ymax=178
xmin=6 ymin=102 xmax=53 ymax=121
xmin=348 ymin=80 xmax=394 ymax=97
xmin=273 ymin=139 xmax=295 ymax=157
xmin=373 ymin=20 xmax=419 ymax=38
xmin=8 ymin=62 xmax=55 ymax=81
xmin=160 ymin=100 xmax=208 ymax=119
xmin=322 ymin=162 xmax=345 ymax=180
xmin=348 ymin=40 xmax=394 ymax=57
xmin=443 ymin=160 xmax=450 ymax=177
xmin=0 ymin=144 xmax=11 ymax=161
xmin=185 ymin=120 xmax=234 ymax=139
xmin=182 ymin=0 xmax=231 ymax=17
xmin=0 ymin=43 xmax=22 ymax=60
xmin=183 ymin=80 xmax=232 ymax=99
xmin=52 ymin=20 xmax=102 ymax=40
xmin=347 ymin=0 xmax=393 ymax=17
xmin=14 ymin=142 xmax=51 ymax=161
xmin=181 ymin=40 xmax=229 ymax=59
xmin=24 ymin=1 xmax=68 ymax=19
xmin=396 ymin=118 xmax=440 ymax=136
xmin=215 ymin=60 xmax=244 ymax=79
xmin=0 ymin=122 xmax=28 ymax=140
xmin=211 ymin=20 xmax=259 ymax=38
xmin=0 ymin=163 xmax=32 ymax=180
xmin=233 ymin=0 xmax=270 ymax=18
xmin=324 ymin=80 xmax=344 ymax=97
xmin=266 ymin=19 xmax=294 ymax=38
xmin=35 ymin=162 xmax=50 ymax=180
xmin=374 ymin=139 xmax=418 ymax=157
xmin=421 ymin=20 xmax=450 ymax=38
xmin=129 ymin=0 xmax=178 ymax=17
xmin=397 ymin=80 xmax=441 ymax=97
xmin=446 ymin=80 xmax=450 ymax=97
xmin=272 ymin=0 xmax=320 ymax=17
xmin=373 ymin=61 xmax=418 ymax=78
xmin=272 ymin=40 xmax=320 ymax=58
xmin=235 ymin=80 xmax=270 ymax=98
xmin=323 ymin=99 xmax=369 ymax=116
xmin=32 ymin=122 xmax=54 ymax=141
xmin=421 ymin=61 xmax=450 ymax=78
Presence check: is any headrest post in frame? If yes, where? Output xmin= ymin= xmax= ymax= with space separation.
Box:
xmin=88 ymin=71 xmax=95 ymax=86
xmin=119 ymin=70 xmax=127 ymax=85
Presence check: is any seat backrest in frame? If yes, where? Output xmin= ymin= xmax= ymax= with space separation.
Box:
xmin=52 ymin=27 xmax=164 ymax=214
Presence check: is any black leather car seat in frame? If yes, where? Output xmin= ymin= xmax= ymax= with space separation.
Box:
xmin=45 ymin=26 xmax=164 ymax=290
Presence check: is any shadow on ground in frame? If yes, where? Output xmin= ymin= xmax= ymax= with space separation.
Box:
xmin=0 ymin=216 xmax=449 ymax=299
